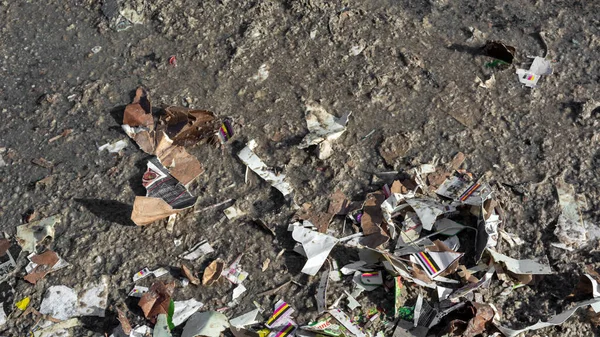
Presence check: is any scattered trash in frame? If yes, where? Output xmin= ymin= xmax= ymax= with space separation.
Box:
xmin=290 ymin=223 xmax=339 ymax=275
xmin=154 ymin=314 xmax=172 ymax=337
xmin=230 ymin=308 xmax=260 ymax=328
xmin=181 ymin=264 xmax=200 ymax=285
xmin=515 ymin=56 xmax=553 ymax=88
xmin=298 ymin=101 xmax=350 ymax=160
xmin=16 ymin=297 xmax=30 ymax=310
xmin=221 ymin=255 xmax=249 ymax=285
xmin=16 ymin=215 xmax=59 ymax=253
xmin=238 ymin=140 xmax=293 ymax=197
xmin=168 ymin=55 xmax=177 ymax=67
xmin=172 ymin=299 xmax=204 ymax=327
xmin=24 ymin=250 xmax=69 ymax=284
xmin=139 ymin=281 xmax=175 ymax=322
xmin=39 ymin=276 xmax=109 ymax=321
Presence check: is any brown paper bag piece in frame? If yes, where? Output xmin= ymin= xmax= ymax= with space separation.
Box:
xmin=181 ymin=264 xmax=200 ymax=285
xmin=133 ymin=130 xmax=155 ymax=154
xmin=117 ymin=308 xmax=132 ymax=335
xmin=390 ymin=181 xmax=403 ymax=194
xmin=155 ymin=136 xmax=204 ymax=186
xmin=160 ymin=107 xmax=218 ymax=146
xmin=361 ymin=192 xmax=386 ymax=235
xmin=138 ymin=281 xmax=175 ymax=322
xmin=203 ymin=260 xmax=224 ymax=286
xmin=131 ymin=196 xmax=181 ymax=226
xmin=123 ymin=88 xmax=153 ymax=128
xmin=463 ymin=303 xmax=494 ymax=337
xmin=0 ymin=239 xmax=10 ymax=256
xmin=24 ymin=250 xmax=60 ymax=284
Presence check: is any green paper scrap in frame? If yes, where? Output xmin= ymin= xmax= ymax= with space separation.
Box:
xmin=398 ymin=306 xmax=414 ymax=321
xmin=167 ymin=299 xmax=175 ymax=330
xmin=394 ymin=276 xmax=404 ymax=318
xmin=485 ymin=59 xmax=509 ymax=68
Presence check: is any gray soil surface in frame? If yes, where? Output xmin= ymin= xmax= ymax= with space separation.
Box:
xmin=0 ymin=0 xmax=599 ymax=336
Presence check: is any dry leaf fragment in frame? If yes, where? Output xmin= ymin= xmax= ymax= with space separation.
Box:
xmin=202 ymin=260 xmax=224 ymax=286
xmin=31 ymin=158 xmax=54 ymax=169
xmin=182 ymin=264 xmax=200 ymax=285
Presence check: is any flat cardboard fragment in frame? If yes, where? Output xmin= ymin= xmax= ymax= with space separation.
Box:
xmin=132 ymin=196 xmax=182 ymax=226
xmin=182 ymin=311 xmax=230 ymax=337
xmin=238 ymin=140 xmax=293 ymax=197
xmin=138 ymin=282 xmax=175 ymax=322
xmin=202 ymin=260 xmax=224 ymax=286
xmin=291 ymin=225 xmax=339 ymax=275
xmin=16 ymin=215 xmax=59 ymax=253
xmin=159 ymin=107 xmax=217 ymax=147
xmin=154 ymin=132 xmax=204 ymax=185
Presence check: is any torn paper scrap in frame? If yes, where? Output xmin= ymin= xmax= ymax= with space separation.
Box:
xmin=224 ymin=206 xmax=246 ymax=220
xmin=291 ymin=226 xmax=339 ymax=275
xmin=487 ymin=249 xmax=552 ymax=275
xmin=99 ymin=140 xmax=128 ymax=153
xmin=553 ymin=178 xmax=593 ymax=250
xmin=230 ymin=308 xmax=260 ymax=328
xmin=77 ymin=275 xmax=110 ymax=317
xmin=0 ymin=250 xmax=16 ymax=284
xmin=16 ymin=215 xmax=59 ymax=253
xmin=316 ymin=268 xmax=330 ymax=313
xmin=436 ymin=176 xmax=492 ymax=206
xmin=139 ymin=281 xmax=175 ymax=321
xmin=328 ymin=308 xmax=368 ymax=337
xmin=232 ymin=284 xmax=247 ymax=301
xmin=298 ymin=101 xmax=350 ymax=160
xmin=344 ymin=290 xmax=361 ymax=310
xmin=24 ymin=250 xmax=68 ymax=284
xmin=406 ymin=198 xmax=448 ymax=231
xmin=154 ymin=314 xmax=172 ymax=337
xmin=221 ymin=255 xmax=249 ymax=285
xmin=172 ymin=299 xmax=204 ymax=327
xmin=266 ymin=300 xmax=295 ymax=328
xmin=133 ymin=268 xmax=152 ymax=282
xmin=40 ymin=277 xmax=109 ymax=321
xmin=495 ymin=298 xmax=600 ymax=337
xmin=515 ymin=57 xmax=553 ymax=88
xmin=129 ymin=286 xmax=149 ymax=298
xmin=33 ymin=318 xmax=81 ymax=337
xmin=361 ymin=271 xmax=384 ymax=285
xmin=475 ymin=201 xmax=501 ymax=261
xmin=130 ymin=325 xmax=154 ymax=337
xmin=238 ymin=140 xmax=293 ymax=196
xmin=412 ymin=250 xmax=463 ymax=278
xmin=182 ymin=311 xmax=230 ymax=337
xmin=180 ymin=240 xmax=214 ymax=260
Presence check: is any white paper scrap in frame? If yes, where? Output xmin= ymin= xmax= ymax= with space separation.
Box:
xmin=298 ymin=101 xmax=350 ymax=149
xmin=133 ymin=267 xmax=152 ymax=282
xmin=412 ymin=250 xmax=463 ymax=278
xmin=182 ymin=311 xmax=230 ymax=337
xmin=436 ymin=176 xmax=492 ymax=206
xmin=238 ymin=140 xmax=293 ymax=196
xmin=180 ymin=240 xmax=214 ymax=260
xmin=0 ymin=303 xmax=6 ymax=326
xmin=129 ymin=286 xmax=149 ymax=298
xmin=154 ymin=314 xmax=172 ymax=337
xmin=152 ymin=267 xmax=169 ymax=278
xmin=291 ymin=226 xmax=339 ymax=276
xmin=232 ymin=284 xmax=247 ymax=301
xmin=33 ymin=318 xmax=81 ymax=337
xmin=99 ymin=139 xmax=128 ymax=153
xmin=77 ymin=275 xmax=109 ymax=317
xmin=316 ymin=268 xmax=330 ymax=313
xmin=328 ymin=308 xmax=367 ymax=337
xmin=341 ymin=261 xmax=369 ymax=275
xmin=406 ymin=198 xmax=447 ymax=230
xmin=172 ymin=299 xmax=204 ymax=327
xmin=229 ymin=308 xmax=260 ymax=328
xmin=487 ymin=249 xmax=552 ymax=275
xmin=343 ymin=291 xmax=361 ymax=310
xmin=437 ymin=287 xmax=453 ymax=302
xmin=130 ymin=325 xmax=153 ymax=337
xmin=224 ymin=206 xmax=246 ymax=220
xmin=515 ymin=57 xmax=553 ymax=88
xmin=495 ymin=298 xmax=600 ymax=337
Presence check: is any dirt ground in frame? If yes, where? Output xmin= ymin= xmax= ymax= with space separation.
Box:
xmin=0 ymin=0 xmax=599 ymax=336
